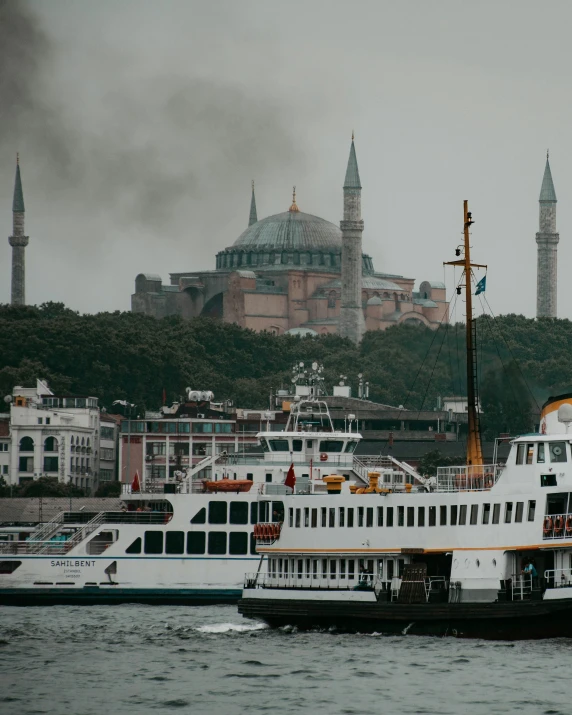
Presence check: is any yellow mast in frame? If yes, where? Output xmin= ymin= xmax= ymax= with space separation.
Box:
xmin=445 ymin=201 xmax=487 ymax=466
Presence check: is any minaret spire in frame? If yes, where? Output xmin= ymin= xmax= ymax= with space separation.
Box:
xmin=8 ymin=155 xmax=29 ymax=305
xmin=339 ymin=135 xmax=365 ymax=343
xmin=248 ymin=180 xmax=258 ymax=226
xmin=536 ymin=153 xmax=559 ymax=318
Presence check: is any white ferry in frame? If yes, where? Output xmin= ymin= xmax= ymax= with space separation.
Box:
xmin=239 ymin=203 xmax=572 ymax=639
xmin=0 ymin=395 xmax=412 ymax=605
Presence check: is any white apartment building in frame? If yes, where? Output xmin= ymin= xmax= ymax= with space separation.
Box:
xmin=99 ymin=415 xmax=120 ymax=483
xmin=0 ymin=414 xmax=10 ymax=481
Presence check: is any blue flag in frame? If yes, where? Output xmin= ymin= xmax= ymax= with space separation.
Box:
xmin=475 ymin=275 xmax=487 ymax=295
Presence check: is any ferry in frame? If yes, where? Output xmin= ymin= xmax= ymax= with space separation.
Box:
xmin=0 ymin=390 xmax=412 ymax=605
xmin=238 ymin=203 xmax=572 ymax=639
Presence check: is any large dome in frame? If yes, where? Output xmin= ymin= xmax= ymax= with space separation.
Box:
xmin=232 ymin=211 xmax=342 ymax=252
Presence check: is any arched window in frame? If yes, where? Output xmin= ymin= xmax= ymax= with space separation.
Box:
xmin=328 ymin=291 xmax=336 ymax=309
xmin=81 ymin=437 xmax=85 ymax=446
xmin=86 ymin=438 xmax=90 ymax=447
xmin=44 ymin=437 xmax=58 ymax=452
xmin=70 ymin=436 xmax=75 ymax=445
xmin=19 ymin=436 xmax=34 ymax=451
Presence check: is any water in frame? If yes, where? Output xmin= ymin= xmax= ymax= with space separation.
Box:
xmin=0 ymin=605 xmax=570 ymax=715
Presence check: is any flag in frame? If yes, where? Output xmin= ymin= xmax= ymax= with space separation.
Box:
xmin=475 ymin=275 xmax=487 ymax=295
xmin=132 ymin=470 xmax=141 ymax=493
xmin=284 ymin=463 xmax=296 ymax=491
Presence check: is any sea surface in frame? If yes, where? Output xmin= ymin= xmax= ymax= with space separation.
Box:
xmin=0 ymin=604 xmax=570 ymax=715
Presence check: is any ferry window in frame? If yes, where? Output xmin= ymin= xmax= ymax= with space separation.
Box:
xmin=398 ymin=559 xmax=406 ymax=577
xmin=288 ymin=508 xmax=294 ymax=528
xmin=284 ymin=560 xmax=289 ymax=577
xmin=296 ymin=509 xmax=302 ymax=528
xmin=348 ymin=560 xmax=355 ymax=580
xmin=329 ymin=508 xmax=335 ymax=528
xmin=492 ymin=504 xmax=501 ymax=524
xmin=230 ymin=502 xmax=248 ymax=524
xmin=292 ymin=439 xmax=303 ymax=452
xmin=250 ymin=503 xmax=258 ymax=525
xmin=440 ymin=506 xmax=447 ymax=526
xmin=125 ymin=537 xmax=141 ymax=554
xmin=450 ymin=505 xmax=458 ymax=526
xmin=313 ymin=560 xmax=318 ymax=579
xmin=305 ymin=558 xmax=311 ymax=577
xmin=298 ymin=560 xmax=303 ymax=578
xmin=504 ymin=502 xmax=513 ymax=524
xmin=515 ymin=502 xmax=524 ymax=523
xmin=537 ymin=444 xmax=545 ymax=464
xmin=144 ymin=531 xmax=164 ymax=554
xmin=311 ymin=509 xmax=318 ymax=528
xmin=470 ymin=505 xmax=478 ymax=525
xmin=428 ymin=506 xmax=436 ymax=526
xmin=550 ymin=442 xmax=567 ymax=463
xmin=229 ymin=532 xmax=248 ymax=555
xmin=268 ymin=440 xmax=288 ymax=452
xmin=377 ymin=506 xmax=383 ymax=527
xmin=259 ymin=438 xmax=269 ymax=452
xmin=340 ymin=559 xmax=346 ymax=578
xmin=387 ymin=560 xmax=394 ymax=581
xmin=526 ymin=444 xmax=534 ymax=465
xmin=246 ymin=473 xmax=254 ymax=481
xmin=358 ymin=507 xmax=364 ymax=527
xmin=321 ymin=507 xmax=327 ymax=527
xmin=348 ymin=508 xmax=354 ymax=527
xmin=208 ymin=532 xmax=227 ymax=555
xmin=541 ymin=474 xmax=557 ymax=487
xmin=330 ymin=560 xmax=337 ymax=579
xmin=366 ymin=507 xmax=374 ymax=528
xmin=339 ymin=507 xmax=345 ymax=527
xmin=344 ymin=441 xmax=358 ymax=453
xmin=407 ymin=507 xmax=414 ymax=527
xmin=250 ymin=533 xmax=257 ymax=555
xmin=516 ymin=444 xmax=526 ymax=465
xmin=528 ymin=500 xmax=536 ymax=521
xmin=459 ymin=505 xmax=467 ymax=526
xmin=387 ymin=507 xmax=394 ymax=527
xmin=259 ymin=502 xmax=270 ymax=522
xmin=187 ymin=531 xmax=205 ymax=554
xmin=272 ymin=502 xmax=284 ymax=522
xmin=304 ymin=508 xmax=310 ymax=527
xmin=319 ymin=440 xmax=344 ymax=453
xmin=265 ymin=474 xmax=272 ymax=483
xmin=322 ymin=559 xmax=328 ymax=578
xmin=482 ymin=503 xmax=491 ymax=525
xmin=165 ymin=531 xmax=184 ymax=554
xmin=397 ymin=506 xmax=404 ymax=526
xmin=418 ymin=507 xmax=425 ymax=527
xmin=209 ymin=502 xmax=227 ymax=524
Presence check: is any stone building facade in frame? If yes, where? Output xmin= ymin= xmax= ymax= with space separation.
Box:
xmin=536 ymin=154 xmax=559 ymax=318
xmin=132 ymin=139 xmax=449 ymax=338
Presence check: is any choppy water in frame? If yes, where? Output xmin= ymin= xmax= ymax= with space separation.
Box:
xmin=0 ymin=605 xmax=570 ymax=715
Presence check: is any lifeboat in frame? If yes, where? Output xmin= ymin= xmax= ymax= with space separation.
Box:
xmin=204 ymin=479 xmax=253 ymax=493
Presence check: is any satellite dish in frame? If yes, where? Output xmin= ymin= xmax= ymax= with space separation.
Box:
xmin=558 ymin=403 xmax=572 ymax=432
xmin=4 ymin=395 xmax=12 ymax=404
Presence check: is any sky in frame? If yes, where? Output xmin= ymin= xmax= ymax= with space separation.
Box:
xmin=0 ymin=0 xmax=570 ymax=319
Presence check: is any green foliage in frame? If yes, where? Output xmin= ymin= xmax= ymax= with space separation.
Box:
xmin=94 ymin=481 xmax=122 ymax=497
xmin=418 ymin=450 xmax=464 ymax=477
xmin=10 ymin=477 xmax=86 ymax=498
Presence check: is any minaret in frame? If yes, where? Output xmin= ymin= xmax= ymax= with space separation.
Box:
xmin=339 ymin=135 xmax=365 ymax=343
xmin=248 ymin=180 xmax=258 ymax=226
xmin=8 ymin=155 xmax=29 ymax=306
xmin=536 ymin=152 xmax=559 ymax=318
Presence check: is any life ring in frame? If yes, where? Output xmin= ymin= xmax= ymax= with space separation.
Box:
xmin=554 ymin=516 xmax=564 ymax=535
xmin=566 ymin=516 xmax=572 ymax=535
xmin=320 ymin=453 xmax=328 ymax=462
xmin=543 ymin=516 xmax=553 ymax=535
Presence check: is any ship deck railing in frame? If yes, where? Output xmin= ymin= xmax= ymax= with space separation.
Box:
xmin=435 ymin=464 xmax=502 ymax=492
xmin=544 ymin=568 xmax=572 ymax=588
xmin=541 ymin=513 xmax=572 ymax=540
xmin=243 ymin=572 xmax=383 ymax=592
xmin=511 ymin=573 xmax=534 ymax=601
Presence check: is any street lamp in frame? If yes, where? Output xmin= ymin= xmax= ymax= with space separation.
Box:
xmin=113 ymin=400 xmax=136 ymax=489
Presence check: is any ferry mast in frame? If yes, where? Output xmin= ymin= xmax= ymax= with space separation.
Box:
xmin=445 ymin=201 xmax=487 ymax=466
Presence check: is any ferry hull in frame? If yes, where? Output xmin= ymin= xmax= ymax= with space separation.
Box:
xmin=238 ymin=596 xmax=572 ymax=640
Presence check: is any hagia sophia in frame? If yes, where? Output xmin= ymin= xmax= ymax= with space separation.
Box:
xmin=130 ymin=139 xmax=449 ymax=342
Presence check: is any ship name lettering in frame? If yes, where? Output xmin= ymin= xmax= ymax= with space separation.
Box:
xmin=50 ymin=560 xmax=96 ymax=567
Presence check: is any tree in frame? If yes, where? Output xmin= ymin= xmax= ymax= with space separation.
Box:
xmin=418 ymin=450 xmax=463 ymax=477
xmin=94 ymin=482 xmax=122 ymax=497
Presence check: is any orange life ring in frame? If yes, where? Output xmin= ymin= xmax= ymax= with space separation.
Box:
xmin=554 ymin=516 xmax=564 ymax=535
xmin=566 ymin=516 xmax=572 ymax=535
xmin=320 ymin=453 xmax=328 ymax=462
xmin=543 ymin=516 xmax=553 ymax=535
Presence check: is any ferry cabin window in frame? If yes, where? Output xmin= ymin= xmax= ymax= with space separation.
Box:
xmin=209 ymin=502 xmax=227 ymax=524
xmin=397 ymin=506 xmax=404 ymax=527
xmin=550 ymin=442 xmax=567 ymax=463
xmin=505 ymin=502 xmax=513 ymax=523
xmin=305 ymin=558 xmax=311 ymax=577
xmin=450 ymin=505 xmax=458 ymax=526
xmin=321 ymin=507 xmax=327 ymax=527
xmin=541 ymin=474 xmax=557 ymax=487
xmin=319 ymin=440 xmax=344 ymax=453
xmin=387 ymin=560 xmax=394 ymax=581
xmin=377 ymin=507 xmax=383 ymax=527
xmin=387 ymin=507 xmax=394 ymax=527
xmin=304 ymin=508 xmax=310 ymax=527
xmin=292 ymin=439 xmax=303 ymax=452
xmin=528 ymin=500 xmax=536 ymax=521
xmin=265 ymin=474 xmax=272 ymax=483
xmin=166 ymin=531 xmax=184 ymax=554
xmin=339 ymin=507 xmax=345 ymax=527
xmin=537 ymin=444 xmax=545 ymax=463
xmin=250 ymin=503 xmax=258 ymax=525
xmin=366 ymin=507 xmax=374 ymax=528
xmin=296 ymin=509 xmax=302 ymax=528
xmin=229 ymin=532 xmax=248 ymax=555
xmin=288 ymin=508 xmax=294 ymax=527
xmin=344 ymin=441 xmax=358 ymax=453
xmin=298 ymin=560 xmax=303 ymax=578
xmin=230 ymin=502 xmax=248 ymax=525
xmin=440 ymin=506 xmax=447 ymax=526
xmin=470 ymin=505 xmax=478 ymax=525
xmin=358 ymin=507 xmax=364 ymax=527
xmin=418 ymin=507 xmax=425 ymax=527
xmin=459 ymin=505 xmax=467 ymax=526
xmin=329 ymin=508 xmax=335 ymax=528
xmin=526 ymin=444 xmax=534 ymax=465
xmin=428 ymin=506 xmax=436 ymax=526
xmin=516 ymin=444 xmax=526 ymax=465
xmin=187 ymin=531 xmax=205 ymax=554
xmin=144 ymin=531 xmax=164 ymax=554
xmin=311 ymin=508 xmax=318 ymax=528
xmin=272 ymin=502 xmax=284 ymax=522
xmin=340 ymin=559 xmax=346 ymax=578
xmin=322 ymin=559 xmax=328 ymax=578
xmin=208 ymin=532 xmax=227 ymax=555
xmin=269 ymin=440 xmax=289 ymax=452
xmin=259 ymin=438 xmax=269 ymax=452
xmin=407 ymin=507 xmax=414 ymax=527
xmin=330 ymin=560 xmax=337 ymax=579
xmin=250 ymin=534 xmax=257 ymax=555
xmin=259 ymin=502 xmax=270 ymax=522
xmin=126 ymin=537 xmax=141 ymax=554
xmin=492 ymin=504 xmax=501 ymax=524
xmin=313 ymin=560 xmax=318 ymax=579
xmin=482 ymin=503 xmax=491 ymax=525
xmin=247 ymin=473 xmax=254 ymax=481
xmin=348 ymin=560 xmax=355 ymax=580
xmin=347 ymin=508 xmax=354 ymax=527
xmin=546 ymin=493 xmax=568 ymax=515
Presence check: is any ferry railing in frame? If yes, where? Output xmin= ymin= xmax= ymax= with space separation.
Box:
xmin=26 ymin=511 xmax=66 ymax=543
xmin=541 ymin=513 xmax=572 ymax=540
xmin=45 ymin=511 xmax=106 ymax=554
xmin=544 ymin=568 xmax=572 ymax=588
xmin=511 ymin=573 xmax=533 ymax=601
xmin=435 ymin=464 xmax=501 ymax=492
xmin=244 ymin=572 xmax=383 ymax=591
xmin=0 ymin=540 xmax=71 ymax=556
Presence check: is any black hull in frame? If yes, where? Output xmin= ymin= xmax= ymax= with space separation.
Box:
xmin=238 ymin=596 xmax=572 ymax=639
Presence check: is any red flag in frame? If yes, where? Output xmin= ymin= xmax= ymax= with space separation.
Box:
xmin=132 ymin=470 xmax=141 ymax=493
xmin=284 ymin=463 xmax=296 ymax=491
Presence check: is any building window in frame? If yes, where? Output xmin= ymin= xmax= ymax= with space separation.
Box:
xmin=43 ymin=457 xmax=59 ymax=472
xmin=18 ymin=457 xmax=33 ymax=473
xmin=44 ymin=437 xmax=58 ymax=452
xmin=19 ymin=437 xmax=34 ymax=452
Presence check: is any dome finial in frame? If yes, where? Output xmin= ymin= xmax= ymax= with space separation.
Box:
xmin=289 ymin=185 xmax=299 ymax=212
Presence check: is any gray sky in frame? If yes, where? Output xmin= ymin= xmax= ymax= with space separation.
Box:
xmin=0 ymin=0 xmax=570 ymax=319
